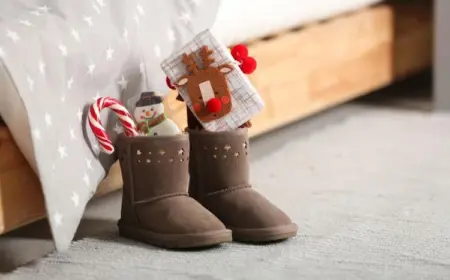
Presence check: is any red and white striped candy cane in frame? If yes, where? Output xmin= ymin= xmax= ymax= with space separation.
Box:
xmin=88 ymin=97 xmax=138 ymax=154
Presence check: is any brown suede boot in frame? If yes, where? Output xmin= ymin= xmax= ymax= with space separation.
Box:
xmin=188 ymin=128 xmax=298 ymax=243
xmin=116 ymin=133 xmax=232 ymax=249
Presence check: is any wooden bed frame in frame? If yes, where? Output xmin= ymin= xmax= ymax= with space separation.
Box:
xmin=0 ymin=0 xmax=432 ymax=234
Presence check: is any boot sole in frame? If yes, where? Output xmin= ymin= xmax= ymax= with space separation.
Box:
xmin=118 ymin=224 xmax=232 ymax=249
xmin=230 ymin=223 xmax=298 ymax=243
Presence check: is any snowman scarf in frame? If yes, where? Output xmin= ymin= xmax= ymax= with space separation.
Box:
xmin=137 ymin=113 xmax=168 ymax=135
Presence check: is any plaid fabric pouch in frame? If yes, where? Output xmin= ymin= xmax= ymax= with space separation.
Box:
xmin=161 ymin=29 xmax=264 ymax=132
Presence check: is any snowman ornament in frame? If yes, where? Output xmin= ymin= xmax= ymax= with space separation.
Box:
xmin=133 ymin=91 xmax=181 ymax=136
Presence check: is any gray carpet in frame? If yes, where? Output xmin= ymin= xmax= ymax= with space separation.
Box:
xmin=5 ymin=101 xmax=450 ymax=280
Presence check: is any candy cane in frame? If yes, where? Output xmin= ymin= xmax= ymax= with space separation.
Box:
xmin=88 ymin=97 xmax=138 ymax=154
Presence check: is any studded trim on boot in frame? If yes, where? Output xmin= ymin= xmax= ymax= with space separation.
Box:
xmin=116 ymin=133 xmax=231 ymax=249
xmin=188 ymin=128 xmax=298 ymax=243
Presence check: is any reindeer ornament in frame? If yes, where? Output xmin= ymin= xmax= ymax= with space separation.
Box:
xmin=174 ymin=46 xmax=234 ymax=123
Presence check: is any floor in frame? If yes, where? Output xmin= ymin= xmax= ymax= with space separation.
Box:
xmin=3 ymin=72 xmax=450 ymax=279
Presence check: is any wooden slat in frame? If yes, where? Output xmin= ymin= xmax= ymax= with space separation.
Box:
xmin=166 ymin=1 xmax=433 ymax=137
xmin=0 ymin=127 xmax=45 ymax=233
xmin=248 ymin=1 xmax=432 ymax=136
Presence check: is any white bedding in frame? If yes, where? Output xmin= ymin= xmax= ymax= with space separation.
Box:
xmin=212 ymin=0 xmax=383 ymax=45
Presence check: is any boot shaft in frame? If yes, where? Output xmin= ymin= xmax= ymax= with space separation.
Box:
xmin=188 ymin=129 xmax=250 ymax=198
xmin=116 ymin=134 xmax=190 ymax=203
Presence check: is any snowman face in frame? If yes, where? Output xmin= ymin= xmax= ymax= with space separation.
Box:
xmin=134 ymin=104 xmax=164 ymax=121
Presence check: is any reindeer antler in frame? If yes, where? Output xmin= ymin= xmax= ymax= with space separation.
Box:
xmin=182 ymin=53 xmax=198 ymax=74
xmin=200 ymin=46 xmax=214 ymax=68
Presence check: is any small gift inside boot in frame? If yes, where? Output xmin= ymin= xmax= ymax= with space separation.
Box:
xmin=133 ymin=91 xmax=181 ymax=137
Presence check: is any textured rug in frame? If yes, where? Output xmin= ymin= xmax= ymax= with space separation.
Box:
xmin=6 ymin=102 xmax=450 ymax=280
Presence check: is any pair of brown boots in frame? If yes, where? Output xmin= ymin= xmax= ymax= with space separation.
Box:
xmin=115 ymin=128 xmax=298 ymax=249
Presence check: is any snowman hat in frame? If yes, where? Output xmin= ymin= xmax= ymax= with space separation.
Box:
xmin=135 ymin=91 xmax=163 ymax=107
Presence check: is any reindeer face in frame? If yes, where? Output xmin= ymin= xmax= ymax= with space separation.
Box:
xmin=175 ymin=46 xmax=234 ymax=123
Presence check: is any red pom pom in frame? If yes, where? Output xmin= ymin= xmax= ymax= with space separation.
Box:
xmin=231 ymin=44 xmax=248 ymax=62
xmin=206 ymin=98 xmax=222 ymax=113
xmin=166 ymin=76 xmax=176 ymax=90
xmin=240 ymin=56 xmax=257 ymax=74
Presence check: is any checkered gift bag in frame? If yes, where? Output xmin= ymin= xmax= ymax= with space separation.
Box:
xmin=161 ymin=29 xmax=264 ymax=132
